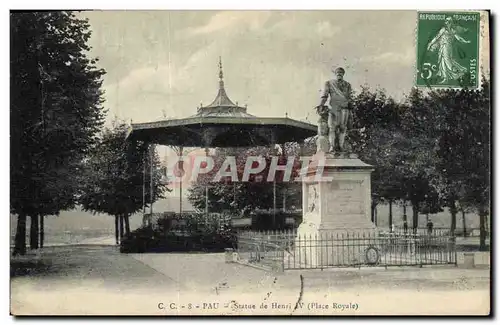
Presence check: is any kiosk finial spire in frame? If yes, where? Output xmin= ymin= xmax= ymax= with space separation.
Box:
xmin=218 ymin=56 xmax=224 ymax=89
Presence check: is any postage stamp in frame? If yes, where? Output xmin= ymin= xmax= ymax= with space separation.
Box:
xmin=416 ymin=11 xmax=480 ymax=88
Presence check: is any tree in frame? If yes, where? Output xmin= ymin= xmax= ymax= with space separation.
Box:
xmin=456 ymin=79 xmax=490 ymax=250
xmin=396 ymin=87 xmax=441 ymax=231
xmin=419 ymin=190 xmax=443 ymax=224
xmin=457 ymin=199 xmax=473 ymax=238
xmin=10 ymin=12 xmax=106 ymax=255
xmin=420 ymin=79 xmax=490 ymax=245
xmin=424 ymin=87 xmax=471 ymax=234
xmin=350 ymin=87 xmax=406 ymax=228
xmin=79 ymin=123 xmax=169 ymax=241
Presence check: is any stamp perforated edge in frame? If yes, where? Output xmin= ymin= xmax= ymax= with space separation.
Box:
xmin=414 ymin=9 xmax=484 ymax=90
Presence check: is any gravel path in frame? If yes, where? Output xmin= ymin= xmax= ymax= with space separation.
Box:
xmin=10 ymin=246 xmax=490 ymax=315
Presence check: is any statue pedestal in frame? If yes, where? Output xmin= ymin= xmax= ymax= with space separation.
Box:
xmin=295 ymin=153 xmax=377 ymax=267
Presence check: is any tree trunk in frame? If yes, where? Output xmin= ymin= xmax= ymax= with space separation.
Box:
xmin=461 ymin=209 xmax=467 ymax=238
xmin=119 ymin=214 xmax=125 ymax=242
xmin=388 ymin=199 xmax=393 ymax=231
xmin=29 ymin=214 xmax=39 ymax=250
xmin=179 ymin=180 xmax=183 ymax=214
xmin=40 ymin=215 xmax=44 ymax=248
xmin=282 ymin=188 xmax=286 ymax=212
xmin=272 ymin=181 xmax=277 ymax=228
xmin=115 ymin=215 xmax=119 ymax=245
xmin=412 ymin=202 xmax=419 ymax=233
xmin=479 ymin=207 xmax=487 ymax=251
xmin=124 ymin=214 xmax=131 ymax=236
xmin=449 ymin=200 xmax=457 ymax=235
xmin=13 ymin=213 xmax=27 ymax=256
xmin=205 ymin=185 xmax=209 ymax=216
xmin=371 ymin=201 xmax=377 ymax=223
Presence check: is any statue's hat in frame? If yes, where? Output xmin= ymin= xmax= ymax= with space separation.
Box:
xmin=332 ymin=67 xmax=345 ymax=74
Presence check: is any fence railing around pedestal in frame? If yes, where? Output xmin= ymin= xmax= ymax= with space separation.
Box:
xmin=235 ymin=229 xmax=457 ymax=270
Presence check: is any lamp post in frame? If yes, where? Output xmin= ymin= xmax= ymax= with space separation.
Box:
xmin=150 ymin=144 xmax=154 ymax=217
xmin=205 ymin=147 xmax=209 ymax=216
xmin=179 ymin=146 xmax=184 ymax=215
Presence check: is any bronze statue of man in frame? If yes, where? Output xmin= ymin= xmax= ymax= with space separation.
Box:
xmin=316 ymin=67 xmax=353 ymax=153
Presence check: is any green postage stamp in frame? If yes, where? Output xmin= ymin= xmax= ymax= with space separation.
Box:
xmin=416 ymin=11 xmax=480 ymax=88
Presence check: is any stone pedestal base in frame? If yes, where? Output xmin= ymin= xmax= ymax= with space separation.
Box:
xmin=463 ymin=252 xmax=475 ymax=268
xmin=294 ymin=153 xmax=377 ymax=267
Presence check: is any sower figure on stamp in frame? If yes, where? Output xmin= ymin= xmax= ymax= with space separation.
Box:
xmin=315 ymin=67 xmax=353 ymax=154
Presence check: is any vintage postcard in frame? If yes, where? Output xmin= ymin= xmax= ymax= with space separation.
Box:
xmin=10 ymin=9 xmax=491 ymax=316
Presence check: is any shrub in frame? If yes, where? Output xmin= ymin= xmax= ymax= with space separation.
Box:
xmin=120 ymin=212 xmax=236 ymax=253
xmin=251 ymin=211 xmax=301 ymax=230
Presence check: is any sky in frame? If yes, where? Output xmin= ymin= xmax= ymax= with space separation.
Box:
xmin=81 ymin=10 xmax=421 ymax=125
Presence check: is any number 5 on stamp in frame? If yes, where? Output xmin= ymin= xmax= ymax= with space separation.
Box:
xmin=416 ymin=11 xmax=480 ymax=88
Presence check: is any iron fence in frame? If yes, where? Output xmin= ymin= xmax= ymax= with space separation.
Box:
xmin=235 ymin=229 xmax=456 ymax=270
xmin=392 ymin=227 xmax=490 ymax=238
